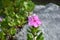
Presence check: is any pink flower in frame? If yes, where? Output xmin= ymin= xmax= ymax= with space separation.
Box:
xmin=0 ymin=17 xmax=2 ymax=22
xmin=28 ymin=14 xmax=42 ymax=27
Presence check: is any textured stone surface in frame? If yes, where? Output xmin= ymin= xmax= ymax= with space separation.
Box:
xmin=15 ymin=26 xmax=27 ymax=40
xmin=16 ymin=3 xmax=60 ymax=40
xmin=34 ymin=3 xmax=60 ymax=40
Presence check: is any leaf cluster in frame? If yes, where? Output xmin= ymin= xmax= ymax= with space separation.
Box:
xmin=0 ymin=0 xmax=35 ymax=40
xmin=27 ymin=27 xmax=44 ymax=40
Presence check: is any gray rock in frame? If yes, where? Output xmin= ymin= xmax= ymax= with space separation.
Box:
xmin=15 ymin=25 xmax=27 ymax=40
xmin=33 ymin=3 xmax=60 ymax=40
xmin=16 ymin=3 xmax=60 ymax=40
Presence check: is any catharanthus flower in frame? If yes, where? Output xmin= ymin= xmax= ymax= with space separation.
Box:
xmin=28 ymin=14 xmax=42 ymax=27
xmin=0 ymin=17 xmax=2 ymax=22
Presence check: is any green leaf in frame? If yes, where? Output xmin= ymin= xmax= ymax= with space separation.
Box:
xmin=0 ymin=31 xmax=6 ymax=40
xmin=24 ymin=1 xmax=35 ymax=12
xmin=9 ymin=28 xmax=16 ymax=36
xmin=29 ymin=27 xmax=40 ymax=35
xmin=36 ymin=32 xmax=44 ymax=40
xmin=27 ymin=29 xmax=31 ymax=33
xmin=27 ymin=33 xmax=33 ymax=40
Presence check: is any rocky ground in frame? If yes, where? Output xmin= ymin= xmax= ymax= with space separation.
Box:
xmin=16 ymin=3 xmax=60 ymax=40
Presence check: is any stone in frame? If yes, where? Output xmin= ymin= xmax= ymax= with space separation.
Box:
xmin=16 ymin=3 xmax=60 ymax=40
xmin=33 ymin=3 xmax=60 ymax=40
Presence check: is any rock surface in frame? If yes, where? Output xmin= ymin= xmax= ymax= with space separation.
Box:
xmin=34 ymin=3 xmax=60 ymax=40
xmin=16 ymin=3 xmax=60 ymax=40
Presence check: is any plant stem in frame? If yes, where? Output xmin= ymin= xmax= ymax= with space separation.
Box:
xmin=33 ymin=36 xmax=36 ymax=40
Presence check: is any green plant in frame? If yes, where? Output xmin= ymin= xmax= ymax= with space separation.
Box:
xmin=0 ymin=0 xmax=35 ymax=40
xmin=27 ymin=27 xmax=44 ymax=40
